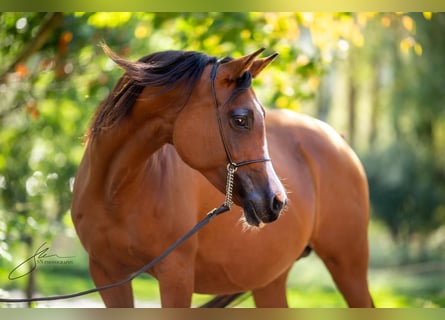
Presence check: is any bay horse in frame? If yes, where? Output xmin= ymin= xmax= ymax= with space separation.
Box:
xmin=71 ymin=45 xmax=374 ymax=307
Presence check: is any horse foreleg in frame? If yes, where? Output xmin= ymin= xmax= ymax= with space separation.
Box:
xmin=313 ymin=232 xmax=374 ymax=307
xmin=252 ymin=269 xmax=289 ymax=307
xmin=154 ymin=254 xmax=195 ymax=307
xmin=318 ymin=252 xmax=374 ymax=307
xmin=89 ymin=258 xmax=134 ymax=307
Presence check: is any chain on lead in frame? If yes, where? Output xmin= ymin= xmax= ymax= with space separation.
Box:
xmin=224 ymin=164 xmax=237 ymax=208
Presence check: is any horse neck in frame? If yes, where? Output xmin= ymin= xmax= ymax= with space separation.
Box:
xmin=86 ymin=94 xmax=179 ymax=196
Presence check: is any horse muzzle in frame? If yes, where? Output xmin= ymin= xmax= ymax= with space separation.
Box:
xmin=235 ymin=166 xmax=287 ymax=227
xmin=242 ymin=191 xmax=287 ymax=226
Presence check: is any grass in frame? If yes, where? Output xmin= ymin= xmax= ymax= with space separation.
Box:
xmin=287 ymin=253 xmax=445 ymax=308
xmin=1 ymin=220 xmax=444 ymax=308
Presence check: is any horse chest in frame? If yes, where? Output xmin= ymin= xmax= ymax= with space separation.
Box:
xmin=193 ymin=209 xmax=307 ymax=293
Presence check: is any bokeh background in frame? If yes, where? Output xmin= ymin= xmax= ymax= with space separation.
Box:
xmin=0 ymin=12 xmax=444 ymax=307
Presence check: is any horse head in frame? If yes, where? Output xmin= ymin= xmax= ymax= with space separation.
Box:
xmin=173 ymin=49 xmax=287 ymax=226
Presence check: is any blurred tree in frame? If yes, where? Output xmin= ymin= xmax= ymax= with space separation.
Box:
xmin=356 ymin=13 xmax=445 ymax=248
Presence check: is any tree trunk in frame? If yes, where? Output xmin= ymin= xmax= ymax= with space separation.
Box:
xmin=25 ymin=238 xmax=36 ymax=308
xmin=369 ymin=58 xmax=381 ymax=148
xmin=347 ymin=54 xmax=357 ymax=147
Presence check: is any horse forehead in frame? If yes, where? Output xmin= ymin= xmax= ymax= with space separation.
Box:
xmin=252 ymin=94 xmax=265 ymax=115
xmin=237 ymin=90 xmax=265 ymax=115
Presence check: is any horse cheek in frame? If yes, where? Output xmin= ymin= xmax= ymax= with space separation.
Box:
xmin=172 ymin=106 xmax=220 ymax=171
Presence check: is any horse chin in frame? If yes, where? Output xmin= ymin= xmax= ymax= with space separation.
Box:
xmin=243 ymin=211 xmax=262 ymax=227
xmin=242 ymin=200 xmax=279 ymax=228
xmin=240 ymin=215 xmax=266 ymax=231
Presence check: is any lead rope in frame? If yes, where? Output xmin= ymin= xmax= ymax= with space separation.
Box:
xmin=0 ymin=167 xmax=236 ymax=304
xmin=0 ymin=212 xmax=229 ymax=304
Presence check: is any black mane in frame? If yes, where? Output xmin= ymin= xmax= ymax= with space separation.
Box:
xmin=88 ymin=46 xmax=217 ymax=138
xmin=88 ymin=45 xmax=253 ymax=139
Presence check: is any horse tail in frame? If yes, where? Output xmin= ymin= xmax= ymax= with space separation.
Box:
xmin=199 ymin=292 xmax=245 ymax=308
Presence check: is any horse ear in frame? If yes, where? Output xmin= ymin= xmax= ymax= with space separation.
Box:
xmin=218 ymin=48 xmax=266 ymax=82
xmin=250 ymin=52 xmax=279 ymax=78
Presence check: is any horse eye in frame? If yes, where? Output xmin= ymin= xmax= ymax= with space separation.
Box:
xmin=233 ymin=116 xmax=248 ymax=128
xmin=230 ymin=109 xmax=252 ymax=130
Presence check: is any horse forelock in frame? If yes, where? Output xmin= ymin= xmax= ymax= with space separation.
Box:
xmin=87 ymin=49 xmax=217 ymax=140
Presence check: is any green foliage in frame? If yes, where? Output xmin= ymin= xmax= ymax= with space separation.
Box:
xmin=365 ymin=141 xmax=444 ymax=240
xmin=359 ymin=13 xmax=445 ymax=241
xmin=0 ymin=13 xmax=129 ymax=267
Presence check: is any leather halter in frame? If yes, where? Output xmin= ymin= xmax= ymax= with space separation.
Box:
xmin=210 ymin=60 xmax=271 ymax=169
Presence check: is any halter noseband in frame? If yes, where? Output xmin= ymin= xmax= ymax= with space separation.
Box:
xmin=210 ymin=59 xmax=271 ymax=208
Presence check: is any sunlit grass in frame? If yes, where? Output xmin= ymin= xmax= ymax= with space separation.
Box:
xmin=1 ymin=220 xmax=444 ymax=308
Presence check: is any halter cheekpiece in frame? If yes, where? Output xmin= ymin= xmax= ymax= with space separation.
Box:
xmin=210 ymin=59 xmax=271 ymax=208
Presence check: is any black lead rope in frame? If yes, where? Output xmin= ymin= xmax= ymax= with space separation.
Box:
xmin=0 ymin=205 xmax=230 ymax=304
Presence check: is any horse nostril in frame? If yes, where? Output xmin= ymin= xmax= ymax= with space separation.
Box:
xmin=271 ymin=194 xmax=286 ymax=215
